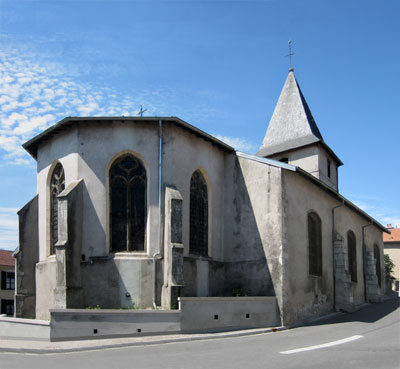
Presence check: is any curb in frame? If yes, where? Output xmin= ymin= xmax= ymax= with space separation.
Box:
xmin=0 ymin=326 xmax=287 ymax=354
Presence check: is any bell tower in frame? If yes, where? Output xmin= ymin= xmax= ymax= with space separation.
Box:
xmin=257 ymin=69 xmax=342 ymax=191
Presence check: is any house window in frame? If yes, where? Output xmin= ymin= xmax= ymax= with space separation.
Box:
xmin=50 ymin=163 xmax=65 ymax=255
xmin=374 ymin=244 xmax=381 ymax=287
xmin=110 ymin=154 xmax=147 ymax=252
xmin=308 ymin=212 xmax=322 ymax=276
xmin=189 ymin=170 xmax=208 ymax=256
xmin=1 ymin=299 xmax=14 ymax=316
xmin=327 ymin=159 xmax=331 ymax=178
xmin=1 ymin=271 xmax=15 ymax=290
xmin=347 ymin=231 xmax=357 ymax=282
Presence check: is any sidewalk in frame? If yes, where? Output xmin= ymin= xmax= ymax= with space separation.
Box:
xmin=0 ymin=327 xmax=285 ymax=354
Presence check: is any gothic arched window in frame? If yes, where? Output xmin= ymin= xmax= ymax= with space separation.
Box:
xmin=374 ymin=244 xmax=381 ymax=287
xmin=50 ymin=163 xmax=65 ymax=255
xmin=189 ymin=170 xmax=208 ymax=256
xmin=110 ymin=154 xmax=146 ymax=252
xmin=308 ymin=212 xmax=322 ymax=276
xmin=347 ymin=231 xmax=357 ymax=282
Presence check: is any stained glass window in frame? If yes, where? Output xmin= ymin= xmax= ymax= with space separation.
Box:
xmin=308 ymin=212 xmax=322 ymax=276
xmin=189 ymin=170 xmax=208 ymax=256
xmin=110 ymin=154 xmax=146 ymax=252
xmin=347 ymin=231 xmax=357 ymax=282
xmin=50 ymin=163 xmax=65 ymax=255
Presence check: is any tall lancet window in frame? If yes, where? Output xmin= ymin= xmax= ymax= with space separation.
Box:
xmin=374 ymin=245 xmax=381 ymax=287
xmin=50 ymin=163 xmax=65 ymax=255
xmin=110 ymin=154 xmax=146 ymax=252
xmin=347 ymin=231 xmax=357 ymax=282
xmin=189 ymin=170 xmax=208 ymax=256
xmin=308 ymin=212 xmax=322 ymax=276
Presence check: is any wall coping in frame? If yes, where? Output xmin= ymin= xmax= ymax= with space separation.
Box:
xmin=179 ymin=296 xmax=277 ymax=302
xmin=0 ymin=316 xmax=50 ymax=326
xmin=50 ymin=309 xmax=180 ymax=315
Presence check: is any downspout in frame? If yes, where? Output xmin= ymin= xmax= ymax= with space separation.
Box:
xmin=362 ymin=221 xmax=373 ymax=302
xmin=152 ymin=119 xmax=163 ymax=310
xmin=332 ymin=200 xmax=344 ymax=310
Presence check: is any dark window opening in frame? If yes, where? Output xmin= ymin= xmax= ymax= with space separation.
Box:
xmin=308 ymin=212 xmax=322 ymax=276
xmin=189 ymin=170 xmax=208 ymax=256
xmin=110 ymin=154 xmax=147 ymax=252
xmin=1 ymin=271 xmax=15 ymax=290
xmin=347 ymin=231 xmax=357 ymax=282
xmin=374 ymin=245 xmax=381 ymax=287
xmin=50 ymin=163 xmax=65 ymax=255
xmin=279 ymin=157 xmax=289 ymax=164
xmin=327 ymin=159 xmax=331 ymax=178
xmin=1 ymin=299 xmax=14 ymax=316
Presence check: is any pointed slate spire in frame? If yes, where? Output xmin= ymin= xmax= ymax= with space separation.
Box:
xmin=257 ymin=69 xmax=338 ymax=161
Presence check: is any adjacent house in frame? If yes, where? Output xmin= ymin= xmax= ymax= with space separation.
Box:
xmin=0 ymin=250 xmax=15 ymax=316
xmin=383 ymin=225 xmax=400 ymax=291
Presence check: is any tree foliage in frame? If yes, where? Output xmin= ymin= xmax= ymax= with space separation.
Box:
xmin=384 ymin=254 xmax=395 ymax=280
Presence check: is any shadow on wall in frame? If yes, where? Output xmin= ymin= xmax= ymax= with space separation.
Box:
xmin=223 ymin=157 xmax=277 ymax=298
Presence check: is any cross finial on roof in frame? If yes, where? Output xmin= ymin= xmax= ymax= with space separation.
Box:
xmin=285 ymin=40 xmax=295 ymax=71
xmin=138 ymin=105 xmax=147 ymax=117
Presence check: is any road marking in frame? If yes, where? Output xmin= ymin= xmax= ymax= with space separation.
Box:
xmin=280 ymin=335 xmax=363 ymax=354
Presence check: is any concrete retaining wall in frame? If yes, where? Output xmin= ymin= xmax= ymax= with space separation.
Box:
xmin=50 ymin=309 xmax=181 ymax=341
xmin=1 ymin=297 xmax=280 ymax=341
xmin=179 ymin=296 xmax=280 ymax=332
xmin=0 ymin=316 xmax=50 ymax=340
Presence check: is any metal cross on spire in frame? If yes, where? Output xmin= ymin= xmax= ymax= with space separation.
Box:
xmin=285 ymin=40 xmax=295 ymax=70
xmin=138 ymin=105 xmax=147 ymax=117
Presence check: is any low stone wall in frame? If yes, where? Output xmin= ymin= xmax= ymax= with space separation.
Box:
xmin=179 ymin=296 xmax=280 ymax=332
xmin=0 ymin=316 xmax=50 ymax=340
xmin=50 ymin=309 xmax=181 ymax=341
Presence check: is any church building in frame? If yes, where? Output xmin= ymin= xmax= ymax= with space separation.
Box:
xmin=15 ymin=69 xmax=387 ymax=326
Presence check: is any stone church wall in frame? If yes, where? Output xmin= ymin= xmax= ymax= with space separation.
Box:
xmin=223 ymin=157 xmax=281 ymax=303
xmin=282 ymin=170 xmax=336 ymax=325
xmin=15 ymin=196 xmax=39 ymax=318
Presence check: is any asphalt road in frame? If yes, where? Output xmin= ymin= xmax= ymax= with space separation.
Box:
xmin=1 ymin=297 xmax=399 ymax=369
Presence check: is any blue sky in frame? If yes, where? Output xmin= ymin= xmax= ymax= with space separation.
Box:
xmin=0 ymin=0 xmax=399 ymax=250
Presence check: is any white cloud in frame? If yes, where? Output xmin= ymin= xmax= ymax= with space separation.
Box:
xmin=345 ymin=195 xmax=400 ymax=229
xmin=214 ymin=134 xmax=257 ymax=153
xmin=0 ymin=208 xmax=18 ymax=251
xmin=0 ymin=45 xmax=225 ymax=166
xmin=381 ymin=217 xmax=400 ymax=229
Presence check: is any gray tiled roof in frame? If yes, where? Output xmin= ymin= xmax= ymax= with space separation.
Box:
xmin=257 ymin=70 xmax=342 ymax=165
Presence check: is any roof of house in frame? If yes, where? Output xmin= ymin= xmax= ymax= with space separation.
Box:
xmin=23 ymin=116 xmax=235 ymax=159
xmin=257 ymin=69 xmax=343 ymax=166
xmin=383 ymin=227 xmax=400 ymax=242
xmin=0 ymin=250 xmax=15 ymax=267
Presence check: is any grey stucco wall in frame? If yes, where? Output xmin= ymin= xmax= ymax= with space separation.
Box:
xmin=268 ymin=144 xmax=338 ymax=191
xmin=282 ymin=170 xmax=336 ymax=325
xmin=281 ymin=169 xmax=384 ymax=325
xmin=223 ymin=157 xmax=282 ymax=302
xmin=15 ymin=195 xmax=39 ymax=318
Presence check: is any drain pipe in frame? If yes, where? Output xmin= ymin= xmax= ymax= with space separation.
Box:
xmin=152 ymin=119 xmax=163 ymax=310
xmin=362 ymin=221 xmax=373 ymax=302
xmin=332 ymin=200 xmax=344 ymax=310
